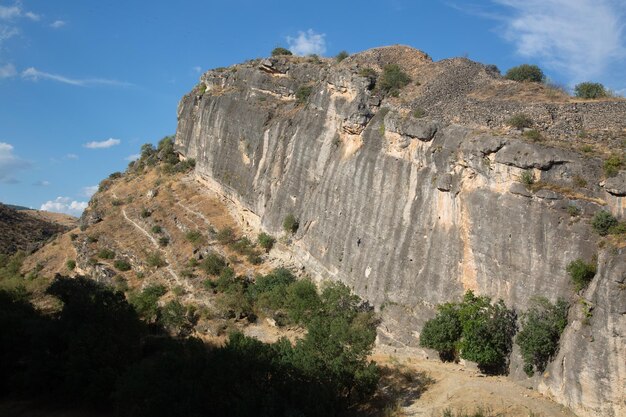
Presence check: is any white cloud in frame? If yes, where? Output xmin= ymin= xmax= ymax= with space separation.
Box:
xmin=0 ymin=25 xmax=18 ymax=42
xmin=40 ymin=197 xmax=88 ymax=216
xmin=50 ymin=20 xmax=66 ymax=29
xmin=492 ymin=0 xmax=626 ymax=82
xmin=287 ymin=29 xmax=327 ymax=56
xmin=83 ymin=138 xmax=121 ymax=149
xmin=0 ymin=142 xmax=30 ymax=183
xmin=0 ymin=5 xmax=20 ymax=20
xmin=65 ymin=153 xmax=79 ymax=159
xmin=82 ymin=185 xmax=98 ymax=197
xmin=125 ymin=153 xmax=140 ymax=161
xmin=192 ymin=66 xmax=202 ymax=74
xmin=33 ymin=180 xmax=50 ymax=186
xmin=21 ymin=67 xmax=133 ymax=87
xmin=0 ymin=63 xmax=16 ymax=78
xmin=24 ymin=11 xmax=40 ymax=21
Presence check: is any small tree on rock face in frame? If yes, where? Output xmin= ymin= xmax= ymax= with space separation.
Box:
xmin=574 ymin=82 xmax=607 ymax=99
xmin=335 ymin=51 xmax=349 ymax=62
xmin=505 ymin=64 xmax=544 ymax=83
xmin=591 ymin=210 xmax=618 ymax=236
xmin=566 ymin=258 xmax=597 ymax=291
xmin=283 ymin=214 xmax=299 ymax=234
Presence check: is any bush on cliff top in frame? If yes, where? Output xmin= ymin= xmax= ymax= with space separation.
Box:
xmin=574 ymin=82 xmax=607 ymax=99
xmin=504 ymin=64 xmax=544 ymax=83
xmin=271 ymin=47 xmax=292 ymax=56
xmin=377 ymin=64 xmax=411 ymax=97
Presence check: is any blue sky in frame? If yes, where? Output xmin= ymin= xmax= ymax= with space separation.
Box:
xmin=1 ymin=0 xmax=625 ymax=215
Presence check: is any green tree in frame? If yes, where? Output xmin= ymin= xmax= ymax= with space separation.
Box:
xmin=129 ymin=284 xmax=167 ymax=322
xmin=574 ymin=82 xmax=607 ymax=99
xmin=419 ymin=303 xmax=462 ymax=361
xmin=516 ymin=297 xmax=569 ymax=376
xmin=504 ymin=64 xmax=544 ymax=82
xmin=271 ymin=47 xmax=292 ymax=56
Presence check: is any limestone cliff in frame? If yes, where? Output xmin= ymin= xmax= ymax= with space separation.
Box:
xmin=175 ymin=46 xmax=626 ymax=417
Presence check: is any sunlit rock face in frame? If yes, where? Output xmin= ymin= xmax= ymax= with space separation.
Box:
xmin=176 ymin=46 xmax=626 ymax=417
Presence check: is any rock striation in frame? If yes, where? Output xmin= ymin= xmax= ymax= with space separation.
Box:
xmin=175 ymin=46 xmax=625 ymax=417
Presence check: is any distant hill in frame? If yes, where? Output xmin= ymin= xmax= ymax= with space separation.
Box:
xmin=0 ymin=203 xmax=77 ymax=255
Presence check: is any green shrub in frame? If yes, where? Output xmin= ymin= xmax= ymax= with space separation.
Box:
xmin=230 ymin=237 xmax=255 ymax=255
xmin=114 ymin=260 xmax=132 ymax=272
xmin=296 ymin=85 xmax=313 ymax=105
xmin=111 ymin=199 xmax=124 ymax=207
xmin=591 ymin=210 xmax=618 ymax=236
xmin=523 ymin=129 xmax=542 ymax=141
xmin=377 ymin=64 xmax=411 ymax=96
xmin=419 ymin=304 xmax=462 ymax=361
xmin=185 ymin=230 xmax=204 ymax=245
xmin=200 ymin=252 xmax=227 ymax=276
xmin=246 ymin=253 xmax=263 ymax=265
xmin=567 ymin=258 xmax=597 ymax=291
xmin=283 ymin=214 xmax=299 ymax=234
xmin=412 ymin=108 xmax=426 ymax=118
xmin=140 ymin=208 xmax=151 ymax=218
xmin=216 ymin=227 xmax=235 ymax=244
xmin=419 ymin=291 xmax=516 ymax=374
xmin=257 ymin=232 xmax=276 ymax=252
xmin=151 ymin=225 xmax=162 ymax=234
xmin=271 ymin=47 xmax=292 ymax=56
xmin=98 ymin=248 xmax=116 ymax=260
xmin=504 ymin=64 xmax=544 ymax=82
xmin=516 ymin=297 xmax=569 ymax=376
xmin=158 ymin=236 xmax=170 ymax=247
xmin=335 ymin=50 xmax=349 ymax=62
xmin=129 ymin=284 xmax=166 ymax=321
xmin=520 ymin=170 xmax=534 ymax=186
xmin=197 ymin=83 xmax=207 ymax=95
xmin=506 ymin=114 xmax=533 ymax=129
xmin=146 ymin=252 xmax=166 ymax=268
xmin=66 ymin=259 xmax=76 ymax=271
xmin=567 ymin=205 xmax=581 ymax=217
xmin=160 ymin=300 xmax=194 ymax=336
xmin=574 ymin=82 xmax=607 ymax=99
xmin=604 ymin=155 xmax=623 ymax=177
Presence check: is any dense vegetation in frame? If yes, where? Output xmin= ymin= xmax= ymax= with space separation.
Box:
xmin=419 ymin=291 xmax=516 ymax=374
xmin=516 ymin=297 xmax=569 ymax=376
xmin=0 ymin=272 xmax=379 ymax=417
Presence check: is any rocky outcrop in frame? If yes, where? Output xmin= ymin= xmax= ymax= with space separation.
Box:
xmin=175 ymin=46 xmax=626 ymax=416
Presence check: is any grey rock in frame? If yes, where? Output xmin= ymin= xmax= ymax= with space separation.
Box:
xmin=534 ymin=189 xmax=562 ymax=200
xmin=495 ymin=142 xmax=572 ymax=170
xmin=509 ymin=183 xmax=532 ymax=197
xmin=603 ymin=171 xmax=626 ymax=196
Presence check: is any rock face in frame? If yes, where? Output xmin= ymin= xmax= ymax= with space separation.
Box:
xmin=175 ymin=46 xmax=626 ymax=417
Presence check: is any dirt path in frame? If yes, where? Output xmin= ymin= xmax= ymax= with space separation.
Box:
xmin=373 ymin=349 xmax=578 ymax=417
xmin=121 ymin=208 xmax=192 ymax=292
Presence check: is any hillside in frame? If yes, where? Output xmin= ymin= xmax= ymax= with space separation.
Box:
xmin=0 ymin=203 xmax=76 ymax=255
xmin=5 ymin=46 xmax=626 ymax=417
